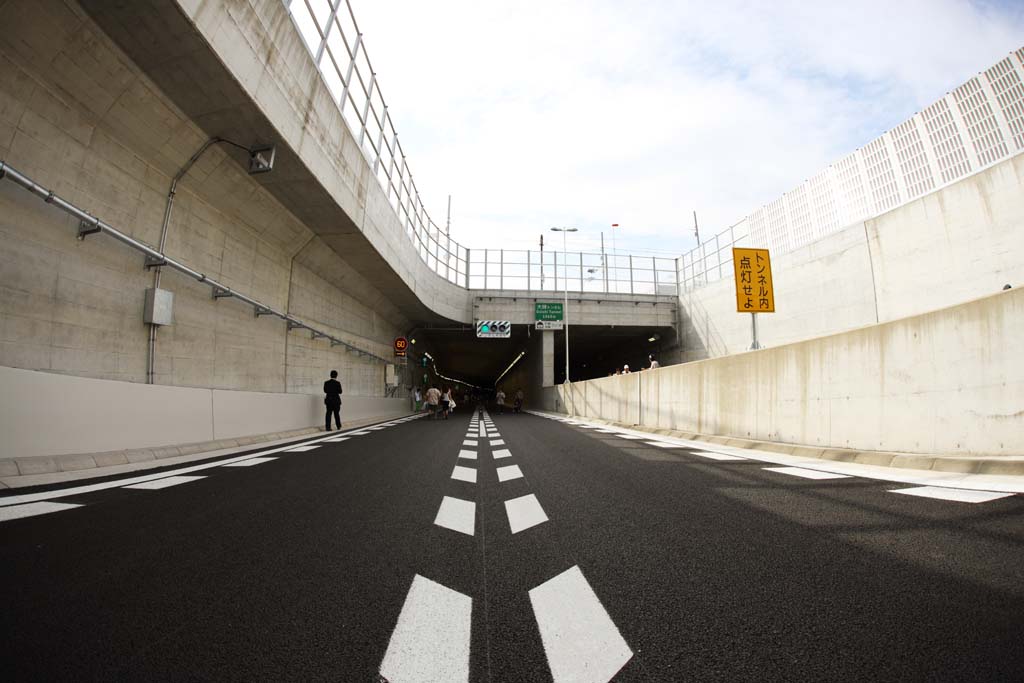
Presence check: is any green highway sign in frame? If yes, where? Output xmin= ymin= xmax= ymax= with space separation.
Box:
xmin=535 ymin=302 xmax=564 ymax=321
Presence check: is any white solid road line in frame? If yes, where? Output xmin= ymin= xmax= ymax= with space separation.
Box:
xmin=490 ymin=439 xmax=506 ymax=446
xmin=451 ymin=466 xmax=477 ymax=484
xmin=529 ymin=565 xmax=633 ymax=683
xmin=285 ymin=445 xmax=320 ymax=452
xmin=693 ymin=451 xmax=746 ymax=461
xmin=0 ymin=501 xmax=83 ymax=523
xmin=222 ymin=457 xmax=278 ymax=467
xmin=890 ymin=486 xmax=1013 ymax=503
xmin=614 ymin=434 xmax=645 ymax=440
xmin=379 ymin=574 xmax=472 ymax=683
xmin=643 ymin=441 xmax=681 ymax=449
xmin=479 ymin=425 xmax=486 ymax=437
xmin=764 ymin=466 xmax=851 ymax=480
xmin=434 ymin=496 xmax=476 ymax=536
xmin=463 ymin=440 xmax=478 ymax=447
xmin=505 ymin=493 xmax=548 ymax=533
xmin=458 ymin=450 xmax=478 ymax=460
xmin=496 ymin=465 xmax=523 ymax=482
xmin=493 ymin=449 xmax=512 ymax=460
xmin=123 ymin=475 xmax=207 ymax=490
xmin=323 ymin=436 xmax=350 ymax=442
xmin=348 ymin=430 xmax=372 ymax=435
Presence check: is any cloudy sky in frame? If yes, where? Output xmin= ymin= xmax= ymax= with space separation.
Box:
xmin=345 ymin=0 xmax=1023 ymax=257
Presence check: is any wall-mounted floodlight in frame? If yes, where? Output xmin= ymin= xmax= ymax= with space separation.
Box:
xmin=648 ymin=334 xmax=661 ymax=343
xmin=248 ymin=144 xmax=276 ymax=174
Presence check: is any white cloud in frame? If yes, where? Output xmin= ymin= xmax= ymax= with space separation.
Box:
xmin=347 ymin=0 xmax=1024 ymax=255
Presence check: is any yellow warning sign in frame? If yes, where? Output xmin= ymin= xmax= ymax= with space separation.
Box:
xmin=732 ymin=248 xmax=775 ymax=313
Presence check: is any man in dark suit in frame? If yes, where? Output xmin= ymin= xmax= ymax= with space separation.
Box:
xmin=324 ymin=370 xmax=343 ymax=431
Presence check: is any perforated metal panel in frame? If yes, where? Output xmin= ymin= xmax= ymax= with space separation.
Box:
xmin=890 ymin=118 xmax=935 ymax=199
xmin=986 ymin=57 xmax=1024 ymax=151
xmin=954 ymin=77 xmax=1009 ymax=166
xmin=922 ymin=97 xmax=972 ymax=184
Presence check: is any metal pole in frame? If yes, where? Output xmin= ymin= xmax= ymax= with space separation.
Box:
xmin=693 ymin=210 xmax=701 ymax=246
xmin=601 ymin=231 xmax=607 ymax=292
xmin=750 ymin=313 xmax=761 ymax=350
xmin=540 ymin=234 xmax=544 ymax=290
xmin=563 ymin=229 xmax=570 ymax=385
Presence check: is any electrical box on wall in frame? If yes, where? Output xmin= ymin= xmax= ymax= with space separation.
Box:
xmin=144 ymin=288 xmax=174 ymax=326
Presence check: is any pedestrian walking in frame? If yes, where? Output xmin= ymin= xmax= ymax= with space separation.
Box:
xmin=324 ymin=370 xmax=343 ymax=431
xmin=513 ymin=388 xmax=524 ymax=414
xmin=441 ymin=386 xmax=452 ymax=420
xmin=496 ymin=388 xmax=506 ymax=414
xmin=648 ymin=354 xmax=660 ymax=369
xmin=425 ymin=384 xmax=441 ymax=420
xmin=413 ymin=386 xmax=422 ymax=411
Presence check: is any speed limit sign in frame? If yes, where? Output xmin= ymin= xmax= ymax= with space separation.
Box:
xmin=394 ymin=337 xmax=408 ymax=357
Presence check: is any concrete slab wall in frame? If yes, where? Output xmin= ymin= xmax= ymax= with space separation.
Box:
xmin=0 ymin=365 xmax=408 ymax=459
xmin=0 ymin=0 xmax=402 ymax=397
xmin=679 ymin=153 xmax=1024 ymax=362
xmin=551 ymin=287 xmax=1024 ymax=457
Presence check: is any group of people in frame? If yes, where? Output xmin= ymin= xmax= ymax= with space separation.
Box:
xmin=413 ymin=384 xmax=458 ymax=420
xmin=495 ymin=387 xmax=525 ymax=414
xmin=609 ymin=354 xmax=660 ymax=377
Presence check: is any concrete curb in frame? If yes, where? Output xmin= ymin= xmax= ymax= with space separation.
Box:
xmin=0 ymin=412 xmax=420 ymax=489
xmin=547 ymin=413 xmax=1024 ymax=476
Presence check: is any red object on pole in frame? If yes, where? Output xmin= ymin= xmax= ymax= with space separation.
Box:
xmin=611 ymin=223 xmax=619 ymax=227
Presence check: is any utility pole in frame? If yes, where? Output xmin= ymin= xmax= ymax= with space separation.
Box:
xmin=550 ymin=227 xmax=577 ymax=386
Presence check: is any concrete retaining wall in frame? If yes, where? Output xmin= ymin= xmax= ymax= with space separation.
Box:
xmin=679 ymin=153 xmax=1024 ymax=361
xmin=0 ymin=365 xmax=408 ymax=459
xmin=549 ymin=287 xmax=1024 ymax=457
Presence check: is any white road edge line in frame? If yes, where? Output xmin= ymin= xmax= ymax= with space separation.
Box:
xmin=123 ymin=475 xmax=207 ymax=490
xmin=379 ymin=574 xmax=472 ymax=683
xmin=529 ymin=565 xmax=633 ymax=683
xmin=763 ymin=466 xmax=851 ymax=480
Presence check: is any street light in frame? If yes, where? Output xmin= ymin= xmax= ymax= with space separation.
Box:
xmin=550 ymin=227 xmax=578 ymax=387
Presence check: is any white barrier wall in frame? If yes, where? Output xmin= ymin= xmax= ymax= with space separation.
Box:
xmin=551 ymin=287 xmax=1024 ymax=457
xmin=0 ymin=365 xmax=409 ymax=459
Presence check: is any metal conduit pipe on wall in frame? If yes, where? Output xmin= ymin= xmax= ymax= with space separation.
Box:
xmin=0 ymin=160 xmax=390 ymax=366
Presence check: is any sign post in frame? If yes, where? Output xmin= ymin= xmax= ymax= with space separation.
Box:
xmin=732 ymin=248 xmax=775 ymax=350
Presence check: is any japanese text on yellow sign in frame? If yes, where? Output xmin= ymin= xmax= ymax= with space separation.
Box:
xmin=732 ymin=248 xmax=775 ymax=313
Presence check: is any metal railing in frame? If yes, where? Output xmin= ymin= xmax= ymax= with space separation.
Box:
xmin=282 ymin=0 xmax=679 ymax=296
xmin=677 ymin=221 xmax=750 ymax=292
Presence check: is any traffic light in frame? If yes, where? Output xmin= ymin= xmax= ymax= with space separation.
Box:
xmin=421 ymin=356 xmax=428 ymax=368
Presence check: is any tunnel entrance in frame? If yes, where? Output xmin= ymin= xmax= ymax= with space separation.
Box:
xmin=409 ymin=323 xmax=676 ymax=390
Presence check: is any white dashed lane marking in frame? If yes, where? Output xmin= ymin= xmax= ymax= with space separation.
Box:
xmin=529 ymin=565 xmax=633 ymax=683
xmin=451 ymin=466 xmax=477 ymax=484
xmin=379 ymin=575 xmax=472 ymax=683
xmin=0 ymin=501 xmax=83 ymax=522
xmin=643 ymin=441 xmax=680 ymax=449
xmin=764 ymin=466 xmax=851 ymax=480
xmin=323 ymin=436 xmax=350 ymax=443
xmin=693 ymin=451 xmax=746 ymax=461
xmin=490 ymin=439 xmax=506 ymax=446
xmin=505 ymin=494 xmax=548 ymax=533
xmin=463 ymin=440 xmax=478 ymax=447
xmin=496 ymin=465 xmax=523 ymax=482
xmin=434 ymin=496 xmax=476 ymax=536
xmin=614 ymin=434 xmax=645 ymax=440
xmin=493 ymin=449 xmax=512 ymax=460
xmin=458 ymin=450 xmax=477 ymax=460
xmin=285 ymin=445 xmax=320 ymax=452
xmin=123 ymin=475 xmax=207 ymax=490
xmin=890 ymin=486 xmax=1013 ymax=503
xmin=223 ymin=457 xmax=278 ymax=467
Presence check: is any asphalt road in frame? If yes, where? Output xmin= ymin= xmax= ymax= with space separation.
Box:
xmin=2 ymin=409 xmax=1023 ymax=682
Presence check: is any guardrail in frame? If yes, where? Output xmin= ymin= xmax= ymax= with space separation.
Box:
xmin=282 ymin=0 xmax=679 ymax=296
